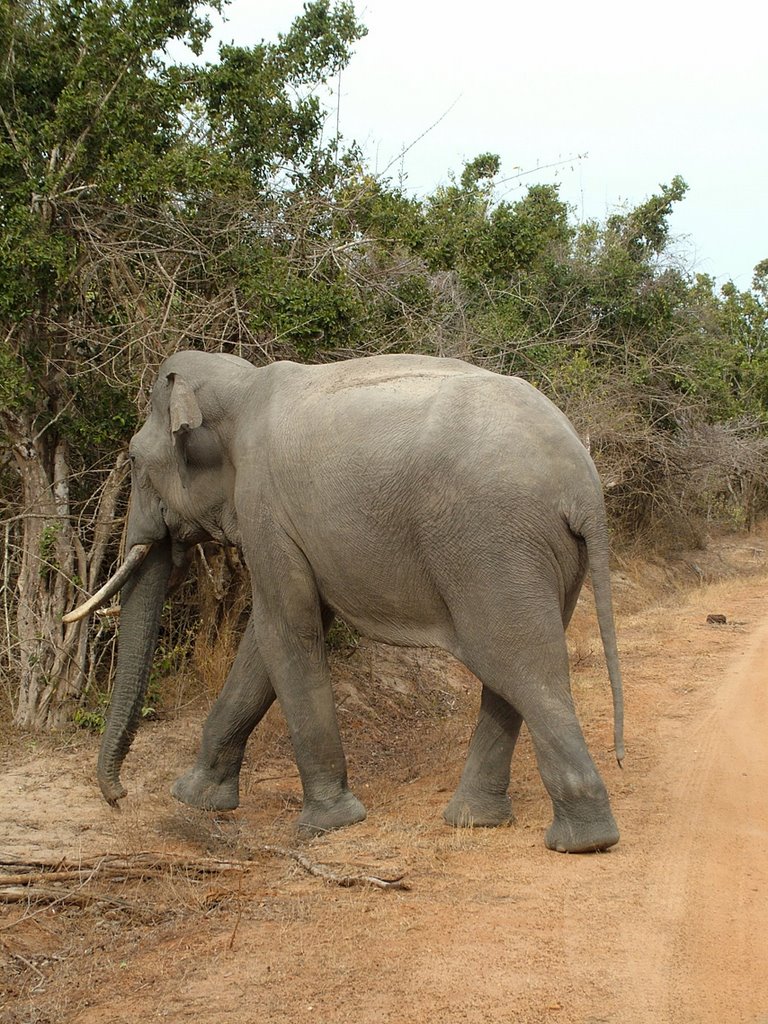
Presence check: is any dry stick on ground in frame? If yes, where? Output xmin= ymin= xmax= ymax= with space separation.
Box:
xmin=0 ymin=853 xmax=248 ymax=912
xmin=263 ymin=845 xmax=411 ymax=891
xmin=0 ymin=886 xmax=136 ymax=911
xmin=0 ymin=853 xmax=246 ymax=877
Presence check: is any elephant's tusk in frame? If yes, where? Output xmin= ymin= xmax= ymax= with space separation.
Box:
xmin=62 ymin=544 xmax=152 ymax=623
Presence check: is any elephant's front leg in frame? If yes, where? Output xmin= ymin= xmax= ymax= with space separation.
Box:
xmin=444 ymin=685 xmax=521 ymax=827
xmin=249 ymin=558 xmax=366 ymax=835
xmin=172 ymin=614 xmax=275 ymax=811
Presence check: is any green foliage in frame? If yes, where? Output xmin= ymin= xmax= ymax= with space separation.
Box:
xmin=605 ymin=176 xmax=688 ymax=259
xmin=73 ymin=683 xmax=160 ymax=733
xmin=326 ymin=618 xmax=360 ymax=655
xmin=719 ymin=276 xmax=768 ymax=412
xmin=460 ymin=152 xmax=500 ymax=191
xmin=201 ymin=1 xmax=365 ymax=185
xmin=0 ymin=0 xmax=369 ymax=453
xmin=0 ymin=0 xmax=219 ymax=212
xmin=73 ymin=700 xmax=109 ymax=733
xmin=0 ymin=343 xmax=35 ymax=411
xmin=38 ymin=522 xmax=60 ymax=577
xmin=334 ymin=167 xmax=424 ymax=247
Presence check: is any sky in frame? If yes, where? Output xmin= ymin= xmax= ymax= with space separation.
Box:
xmin=185 ymin=0 xmax=767 ymax=289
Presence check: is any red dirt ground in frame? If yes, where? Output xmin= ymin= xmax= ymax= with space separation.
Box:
xmin=2 ymin=533 xmax=767 ymax=1023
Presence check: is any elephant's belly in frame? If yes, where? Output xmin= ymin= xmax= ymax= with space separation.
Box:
xmin=316 ymin=565 xmax=456 ymax=651
xmin=337 ymin=607 xmax=453 ymax=650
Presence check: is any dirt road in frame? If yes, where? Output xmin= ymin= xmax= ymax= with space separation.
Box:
xmin=617 ymin=572 xmax=768 ymax=1024
xmin=2 ymin=543 xmax=767 ymax=1023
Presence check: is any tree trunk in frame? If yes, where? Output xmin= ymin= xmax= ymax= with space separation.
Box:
xmin=8 ymin=412 xmax=129 ymax=729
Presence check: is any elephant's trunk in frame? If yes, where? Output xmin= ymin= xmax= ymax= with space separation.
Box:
xmin=96 ymin=542 xmax=173 ymax=805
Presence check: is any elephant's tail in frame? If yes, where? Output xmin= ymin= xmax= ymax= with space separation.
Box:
xmin=575 ymin=510 xmax=625 ymax=766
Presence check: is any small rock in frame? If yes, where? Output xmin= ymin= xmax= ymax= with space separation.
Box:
xmin=706 ymin=613 xmax=727 ymax=625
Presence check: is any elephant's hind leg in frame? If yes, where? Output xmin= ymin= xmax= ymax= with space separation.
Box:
xmin=444 ymin=686 xmax=521 ymax=827
xmin=463 ymin=636 xmax=619 ymax=853
xmin=172 ymin=614 xmax=275 ymax=811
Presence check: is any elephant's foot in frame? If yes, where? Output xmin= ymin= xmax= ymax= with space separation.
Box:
xmin=545 ymin=806 xmax=619 ymax=853
xmin=297 ymin=790 xmax=367 ymax=836
xmin=443 ymin=787 xmax=513 ymax=828
xmin=171 ymin=767 xmax=240 ymax=811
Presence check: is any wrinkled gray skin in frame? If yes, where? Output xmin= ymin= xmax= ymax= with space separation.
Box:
xmin=95 ymin=351 xmax=624 ymax=853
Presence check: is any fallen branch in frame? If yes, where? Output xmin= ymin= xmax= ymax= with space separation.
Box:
xmin=0 ymin=852 xmax=246 ymax=881
xmin=0 ymin=852 xmax=247 ymax=909
xmin=0 ymin=867 xmax=169 ymax=886
xmin=264 ymin=845 xmax=411 ymax=891
xmin=0 ymin=885 xmax=136 ymax=911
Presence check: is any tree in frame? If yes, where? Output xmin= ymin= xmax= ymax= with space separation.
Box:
xmin=718 ymin=269 xmax=768 ymax=416
xmin=0 ymin=0 xmax=364 ymax=728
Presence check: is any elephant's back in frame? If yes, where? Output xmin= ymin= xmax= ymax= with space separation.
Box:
xmin=281 ymin=354 xmax=567 ymax=439
xmin=263 ymin=354 xmax=595 ymax=499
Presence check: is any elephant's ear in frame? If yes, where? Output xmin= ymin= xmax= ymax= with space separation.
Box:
xmin=167 ymin=373 xmax=202 ymax=482
xmin=167 ymin=373 xmax=203 ymax=436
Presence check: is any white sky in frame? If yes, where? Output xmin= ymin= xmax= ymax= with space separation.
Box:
xmin=189 ymin=0 xmax=767 ymax=289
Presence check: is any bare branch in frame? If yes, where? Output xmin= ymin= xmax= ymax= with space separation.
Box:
xmin=264 ymin=845 xmax=411 ymax=891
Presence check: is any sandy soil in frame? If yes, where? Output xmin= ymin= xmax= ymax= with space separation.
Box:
xmin=2 ymin=534 xmax=768 ymax=1024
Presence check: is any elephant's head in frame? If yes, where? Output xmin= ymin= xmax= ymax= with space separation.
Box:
xmin=65 ymin=350 xmax=255 ymax=804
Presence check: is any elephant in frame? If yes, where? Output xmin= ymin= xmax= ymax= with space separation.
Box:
xmin=65 ymin=350 xmax=625 ymax=853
